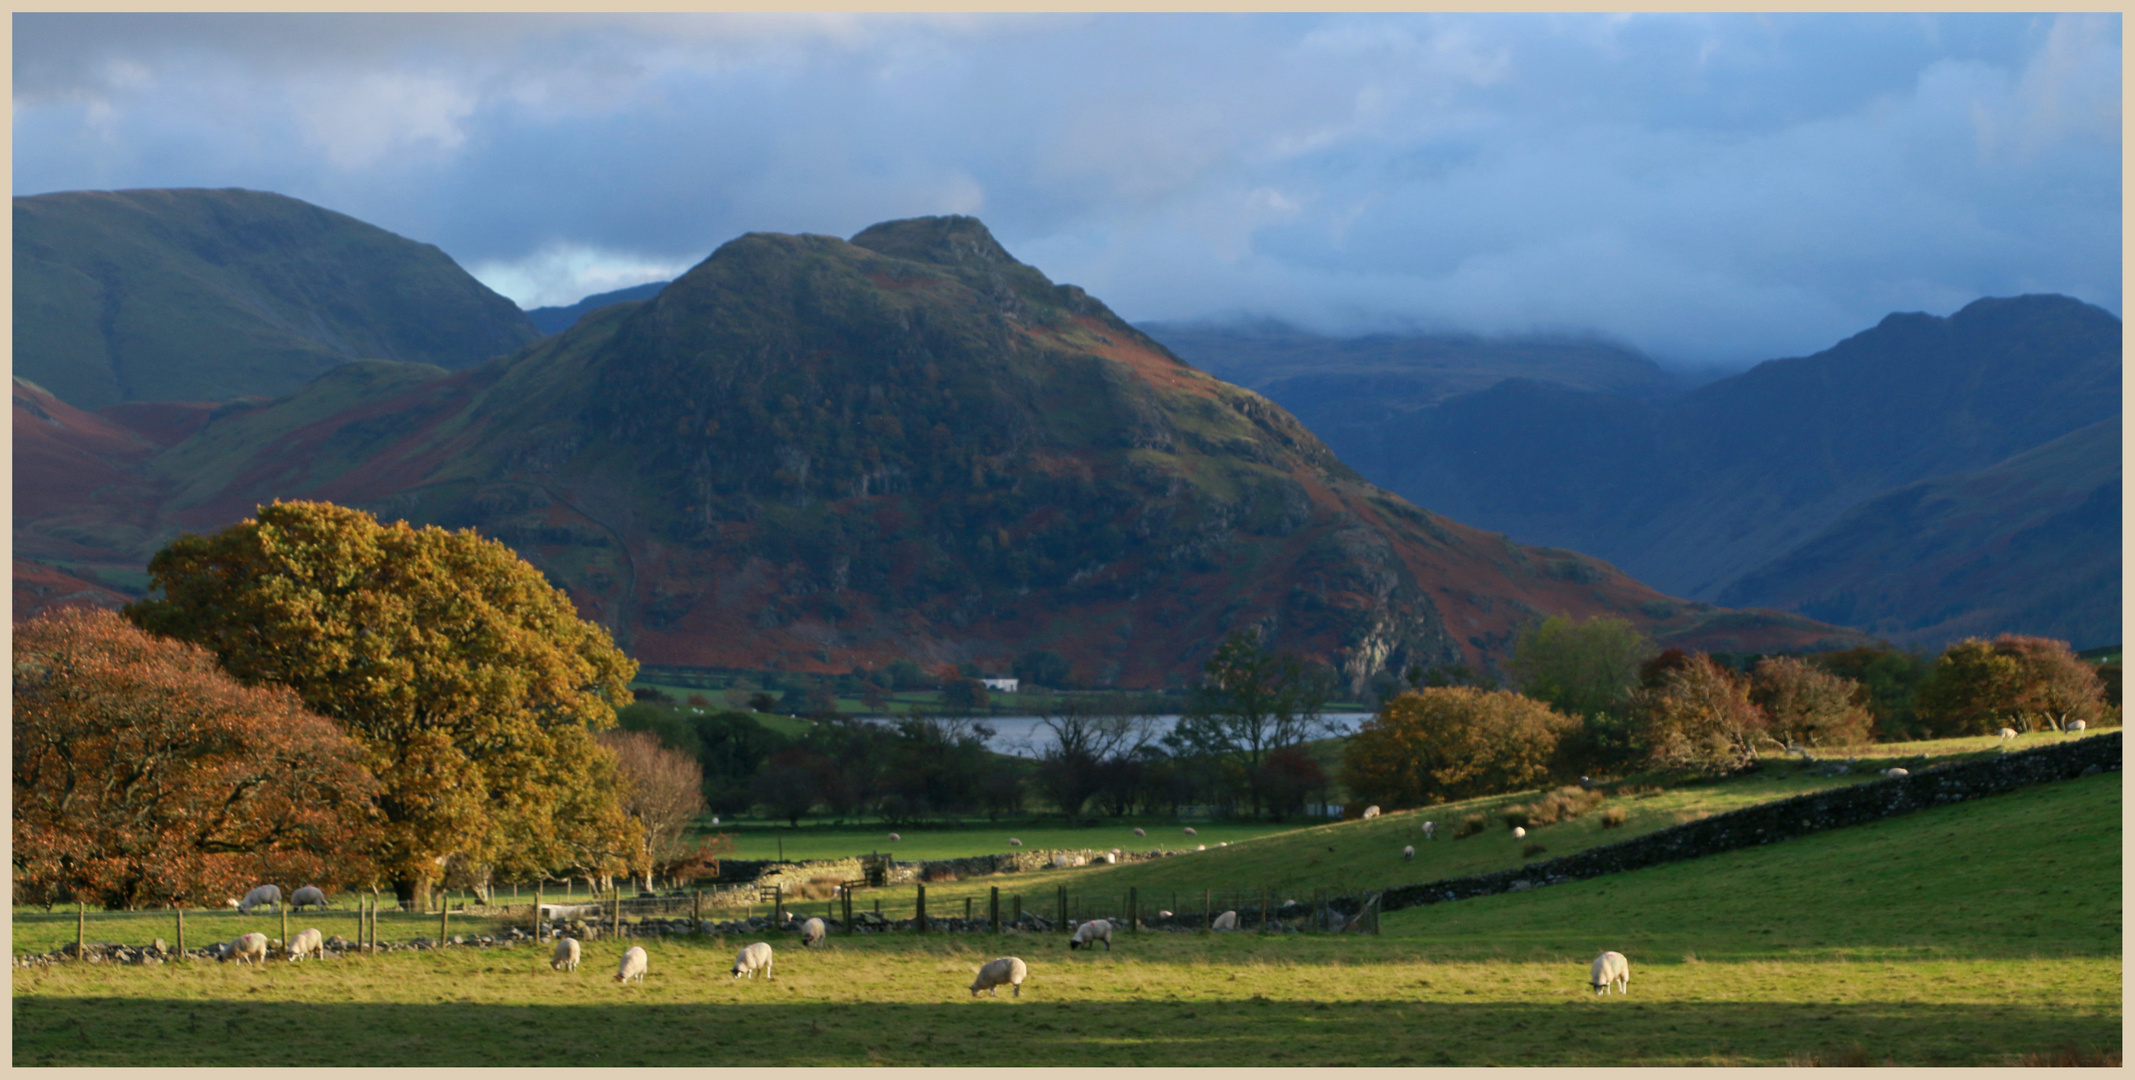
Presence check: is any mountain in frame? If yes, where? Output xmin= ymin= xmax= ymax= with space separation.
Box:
xmin=13 ymin=188 xmax=542 ymax=409
xmin=526 ymin=280 xmax=670 ymax=335
xmin=1223 ymin=295 xmax=2120 ymax=649
xmin=1716 ymin=417 xmax=2120 ymax=649
xmin=11 ymin=215 xmax=1858 ymax=687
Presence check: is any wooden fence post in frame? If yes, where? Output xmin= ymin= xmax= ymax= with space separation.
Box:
xmin=693 ymin=890 xmax=702 ymax=936
xmin=964 ymin=896 xmax=972 ymax=922
xmin=76 ymin=901 xmax=85 ymax=961
xmin=1012 ymin=894 xmax=1022 ymax=928
xmin=176 ymin=907 xmax=185 ymax=961
xmin=915 ymin=884 xmax=927 ymax=933
xmin=282 ymin=905 xmax=290 ymax=958
xmin=774 ymin=884 xmax=784 ymax=929
xmin=440 ymin=904 xmax=449 ymax=947
xmin=990 ymin=886 xmax=1000 ymax=934
xmin=611 ymin=889 xmax=621 ymax=940
xmin=534 ymin=884 xmax=544 ymax=940
xmin=1057 ymin=885 xmax=1067 ymax=930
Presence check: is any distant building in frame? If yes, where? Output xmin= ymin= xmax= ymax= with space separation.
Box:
xmin=979 ymin=677 xmax=1019 ymax=693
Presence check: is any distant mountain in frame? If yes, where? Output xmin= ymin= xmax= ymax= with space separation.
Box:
xmin=526 ymin=280 xmax=670 ymax=335
xmin=1717 ymin=417 xmax=2120 ymax=650
xmin=13 ymin=188 xmax=541 ymax=408
xmin=13 ymin=215 xmax=1857 ymax=687
xmin=1222 ymin=294 xmax=2120 ymax=650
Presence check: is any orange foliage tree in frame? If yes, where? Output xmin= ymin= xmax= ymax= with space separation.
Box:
xmin=1915 ymin=635 xmax=2109 ymax=736
xmin=1341 ymin=687 xmax=1580 ymax=808
xmin=1632 ymin=653 xmax=1766 ymax=773
xmin=126 ymin=500 xmax=640 ymax=910
xmin=598 ymin=730 xmax=709 ymax=886
xmin=14 ymin=607 xmax=382 ymax=910
xmin=1749 ymin=656 xmax=1874 ymax=748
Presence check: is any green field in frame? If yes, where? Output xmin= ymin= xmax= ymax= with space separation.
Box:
xmin=697 ymin=818 xmax=1297 ymax=864
xmin=11 ymin=769 xmax=2118 ymax=1066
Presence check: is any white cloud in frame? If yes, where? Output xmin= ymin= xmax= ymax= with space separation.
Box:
xmin=469 ymin=243 xmax=695 ymax=309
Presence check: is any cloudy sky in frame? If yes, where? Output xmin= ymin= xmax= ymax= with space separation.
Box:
xmin=13 ymin=13 xmax=2121 ymax=368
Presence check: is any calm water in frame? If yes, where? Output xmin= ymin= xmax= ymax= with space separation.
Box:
xmin=874 ymin=713 xmax=1376 ymax=757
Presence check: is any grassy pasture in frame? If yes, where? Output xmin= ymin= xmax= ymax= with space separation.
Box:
xmin=12 ymin=767 xmax=2117 ymax=1066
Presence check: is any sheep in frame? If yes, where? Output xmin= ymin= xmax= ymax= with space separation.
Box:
xmin=732 ymin=941 xmax=775 ymax=980
xmin=1422 ymin=821 xmax=1436 ymax=841
xmin=1217 ymin=842 xmax=1229 ymax=848
xmin=1132 ymin=828 xmax=1146 ymax=837
xmin=888 ymin=832 xmax=901 ymax=842
xmin=224 ymin=899 xmax=241 ymax=909
xmin=286 ymin=927 xmax=325 ymax=962
xmin=2068 ymin=720 xmax=2088 ymax=734
xmin=289 ymin=885 xmax=329 ymax=911
xmin=1402 ymin=844 xmax=1415 ymax=862
xmin=1998 ymin=728 xmax=2019 ymax=740
xmin=1211 ymin=910 xmax=1238 ymax=931
xmin=1362 ymin=805 xmax=1381 ymax=819
xmin=1156 ymin=910 xmax=1174 ymax=918
xmin=1068 ymin=919 xmax=1113 ymax=951
xmin=1071 ymin=855 xmax=1087 ymax=867
xmin=551 ymin=937 xmax=582 ymax=972
xmin=237 ymin=884 xmax=283 ymax=914
xmin=615 ymin=945 xmax=648 ymax=985
xmin=969 ymin=956 xmax=1028 ymax=998
xmin=1008 ymin=838 xmax=1023 ymax=847
xmin=1590 ymin=951 xmax=1630 ymax=995
xmin=1099 ymin=852 xmax=1117 ymax=865
xmin=218 ymin=932 xmax=269 ymax=965
xmin=1512 ymin=827 xmax=1526 ymax=839
xmin=1196 ymin=844 xmax=1207 ymax=851
xmin=800 ymin=917 xmax=827 ymax=948
xmin=1883 ymin=767 xmax=1909 ymax=778
xmin=1183 ymin=827 xmax=1197 ymax=836
xmin=1053 ymin=855 xmax=1071 ymax=869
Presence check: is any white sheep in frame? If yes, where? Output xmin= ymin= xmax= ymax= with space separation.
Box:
xmin=888 ymin=832 xmax=901 ymax=842
xmin=1008 ymin=838 xmax=1023 ymax=847
xmin=1999 ymin=728 xmax=2019 ymax=740
xmin=1196 ymin=844 xmax=1207 ymax=851
xmin=1183 ymin=827 xmax=1197 ymax=836
xmin=801 ymin=917 xmax=826 ymax=948
xmin=1156 ymin=909 xmax=1174 ymax=918
xmin=218 ymin=932 xmax=269 ymax=965
xmin=1512 ymin=827 xmax=1527 ymax=839
xmin=1071 ymin=855 xmax=1087 ymax=867
xmin=1217 ymin=842 xmax=1229 ymax=848
xmin=1211 ymin=910 xmax=1238 ymax=932
xmin=1402 ymin=844 xmax=1415 ymax=862
xmin=1068 ymin=919 xmax=1113 ymax=951
xmin=224 ymin=898 xmax=241 ymax=909
xmin=551 ymin=937 xmax=581 ymax=972
xmin=1883 ymin=767 xmax=1909 ymax=778
xmin=289 ymin=885 xmax=329 ymax=911
xmin=1099 ymin=852 xmax=1117 ymax=864
xmin=1422 ymin=821 xmax=1436 ymax=841
xmin=615 ymin=945 xmax=648 ymax=985
xmin=1053 ymin=854 xmax=1071 ymax=869
xmin=237 ymin=884 xmax=283 ymax=914
xmin=1362 ymin=805 xmax=1381 ymax=819
xmin=969 ymin=956 xmax=1028 ymax=998
xmin=732 ymin=941 xmax=775 ymax=979
xmin=1132 ymin=828 xmax=1146 ymax=837
xmin=2068 ymin=720 xmax=2088 ymax=734
xmin=1590 ymin=951 xmax=1630 ymax=995
xmin=285 ymin=927 xmax=325 ymax=962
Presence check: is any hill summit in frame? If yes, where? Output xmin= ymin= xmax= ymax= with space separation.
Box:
xmin=17 ymin=214 xmax=1856 ymax=685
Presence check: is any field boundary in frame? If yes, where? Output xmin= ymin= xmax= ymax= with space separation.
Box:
xmin=1379 ymin=733 xmax=2121 ymax=913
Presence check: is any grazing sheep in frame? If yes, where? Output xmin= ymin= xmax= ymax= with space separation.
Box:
xmin=1883 ymin=767 xmax=1909 ymax=778
xmin=1099 ymin=852 xmax=1117 ymax=865
xmin=1196 ymin=844 xmax=1207 ymax=851
xmin=224 ymin=899 xmax=241 ymax=909
xmin=888 ymin=832 xmax=901 ymax=842
xmin=969 ymin=956 xmax=1028 ymax=998
xmin=237 ymin=884 xmax=283 ymax=915
xmin=1156 ymin=910 xmax=1174 ymax=918
xmin=1071 ymin=855 xmax=1087 ymax=867
xmin=1183 ymin=827 xmax=1197 ymax=836
xmin=1132 ymin=828 xmax=1146 ymax=837
xmin=285 ymin=927 xmax=325 ymax=962
xmin=218 ymin=932 xmax=270 ymax=965
xmin=1590 ymin=951 xmax=1630 ymax=995
xmin=1422 ymin=821 xmax=1436 ymax=841
xmin=1008 ymin=838 xmax=1023 ymax=847
xmin=2068 ymin=720 xmax=2088 ymax=734
xmin=289 ymin=885 xmax=329 ymax=911
xmin=1217 ymin=842 xmax=1229 ymax=848
xmin=1362 ymin=805 xmax=1381 ymax=819
xmin=732 ymin=941 xmax=775 ymax=980
xmin=1512 ymin=827 xmax=1526 ymax=839
xmin=1068 ymin=919 xmax=1113 ymax=951
xmin=1211 ymin=910 xmax=1238 ymax=931
xmin=615 ymin=946 xmax=648 ymax=985
xmin=1402 ymin=845 xmax=1415 ymax=862
xmin=1999 ymin=728 xmax=2019 ymax=740
xmin=801 ymin=917 xmax=827 ymax=948
xmin=551 ymin=937 xmax=582 ymax=972
xmin=1053 ymin=854 xmax=1071 ymax=869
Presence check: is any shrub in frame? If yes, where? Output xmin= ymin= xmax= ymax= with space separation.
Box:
xmin=1453 ymin=813 xmax=1487 ymax=840
xmin=1501 ymin=807 xmax=1532 ymax=830
xmin=1600 ymin=806 xmax=1628 ymax=829
xmin=1915 ymin=635 xmax=2107 ymax=737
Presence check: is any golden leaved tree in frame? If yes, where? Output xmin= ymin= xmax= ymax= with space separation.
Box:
xmin=127 ymin=500 xmax=641 ymax=910
xmin=1341 ymin=687 xmax=1580 ymax=808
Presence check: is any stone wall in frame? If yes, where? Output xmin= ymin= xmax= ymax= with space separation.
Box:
xmin=1378 ymin=733 xmax=2120 ymax=913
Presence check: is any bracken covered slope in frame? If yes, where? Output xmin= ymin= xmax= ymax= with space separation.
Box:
xmin=14 ymin=217 xmax=1860 ymax=686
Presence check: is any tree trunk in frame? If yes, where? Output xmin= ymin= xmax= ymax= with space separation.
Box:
xmin=393 ymin=877 xmax=433 ymax=913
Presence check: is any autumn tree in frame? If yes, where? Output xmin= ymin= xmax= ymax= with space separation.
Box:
xmin=1173 ymin=631 xmax=1334 ymax=818
xmin=1340 ymin=687 xmax=1580 ymax=808
xmin=1915 ymin=635 xmax=2108 ymax=736
xmin=1749 ymin=656 xmax=1874 ymax=748
xmin=14 ymin=607 xmax=383 ymax=910
xmin=1632 ymin=653 xmax=1766 ymax=773
xmin=126 ymin=500 xmax=640 ymax=910
xmin=1032 ymin=694 xmax=1156 ymax=821
xmin=1509 ymin=615 xmax=1657 ymax=720
xmin=598 ymin=730 xmax=708 ymax=889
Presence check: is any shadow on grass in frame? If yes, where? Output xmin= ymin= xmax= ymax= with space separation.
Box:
xmin=11 ymin=996 xmax=2120 ymax=1067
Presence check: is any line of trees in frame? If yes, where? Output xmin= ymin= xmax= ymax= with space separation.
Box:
xmin=1341 ymin=614 xmax=2119 ymax=812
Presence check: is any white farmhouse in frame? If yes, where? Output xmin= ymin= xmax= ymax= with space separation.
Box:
xmin=980 ymin=677 xmax=1019 ymax=693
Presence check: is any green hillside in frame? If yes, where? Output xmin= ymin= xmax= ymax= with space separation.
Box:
xmin=13 ymin=188 xmax=539 ymax=408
